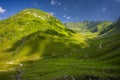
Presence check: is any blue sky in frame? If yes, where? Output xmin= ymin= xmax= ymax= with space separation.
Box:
xmin=0 ymin=0 xmax=120 ymax=22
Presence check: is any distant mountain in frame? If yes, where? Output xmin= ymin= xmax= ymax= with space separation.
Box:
xmin=64 ymin=21 xmax=112 ymax=35
xmin=100 ymin=17 xmax=120 ymax=35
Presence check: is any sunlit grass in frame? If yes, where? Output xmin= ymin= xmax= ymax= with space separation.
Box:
xmin=0 ymin=8 xmax=120 ymax=80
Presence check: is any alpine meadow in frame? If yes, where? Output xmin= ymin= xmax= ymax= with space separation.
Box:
xmin=0 ymin=0 xmax=120 ymax=80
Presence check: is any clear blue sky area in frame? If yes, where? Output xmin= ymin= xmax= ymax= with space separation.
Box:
xmin=0 ymin=0 xmax=120 ymax=22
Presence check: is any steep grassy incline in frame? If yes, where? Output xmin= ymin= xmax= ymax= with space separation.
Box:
xmin=14 ymin=20 xmax=119 ymax=80
xmin=0 ymin=8 xmax=87 ymax=71
xmin=1 ymin=25 xmax=119 ymax=80
xmin=0 ymin=8 xmax=72 ymax=40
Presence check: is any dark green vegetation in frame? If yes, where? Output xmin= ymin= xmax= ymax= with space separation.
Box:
xmin=0 ymin=8 xmax=120 ymax=80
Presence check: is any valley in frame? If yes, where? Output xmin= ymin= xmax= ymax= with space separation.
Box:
xmin=0 ymin=9 xmax=120 ymax=80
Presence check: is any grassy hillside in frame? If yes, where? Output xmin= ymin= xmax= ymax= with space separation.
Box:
xmin=0 ymin=8 xmax=82 ymax=62
xmin=17 ymin=21 xmax=119 ymax=80
xmin=0 ymin=9 xmax=120 ymax=80
xmin=0 ymin=8 xmax=87 ymax=71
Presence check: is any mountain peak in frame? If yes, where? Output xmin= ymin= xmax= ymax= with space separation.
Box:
xmin=22 ymin=8 xmax=50 ymax=15
xmin=23 ymin=8 xmax=42 ymax=11
xmin=10 ymin=8 xmax=54 ymax=21
xmin=0 ymin=8 xmax=72 ymax=42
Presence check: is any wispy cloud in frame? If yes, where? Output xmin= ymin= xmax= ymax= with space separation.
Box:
xmin=63 ymin=15 xmax=67 ymax=18
xmin=34 ymin=2 xmax=38 ymax=6
xmin=102 ymin=8 xmax=106 ymax=12
xmin=58 ymin=2 xmax=61 ymax=6
xmin=0 ymin=7 xmax=6 ymax=14
xmin=63 ymin=15 xmax=71 ymax=19
xmin=0 ymin=17 xmax=2 ymax=20
xmin=116 ymin=0 xmax=120 ymax=2
xmin=51 ymin=0 xmax=61 ymax=6
xmin=63 ymin=8 xmax=67 ymax=11
xmin=66 ymin=16 xmax=71 ymax=19
xmin=73 ymin=6 xmax=77 ymax=9
xmin=76 ymin=17 xmax=79 ymax=19
xmin=50 ymin=12 xmax=54 ymax=15
xmin=51 ymin=0 xmax=57 ymax=5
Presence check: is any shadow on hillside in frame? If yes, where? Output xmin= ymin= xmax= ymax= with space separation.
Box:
xmin=0 ymin=71 xmax=14 ymax=80
xmin=4 ymin=28 xmax=120 ymax=65
xmin=4 ymin=29 xmax=82 ymax=58
xmin=5 ymin=31 xmax=41 ymax=54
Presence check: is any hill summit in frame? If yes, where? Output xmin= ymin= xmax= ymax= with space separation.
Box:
xmin=0 ymin=8 xmax=73 ymax=39
xmin=0 ymin=8 xmax=84 ymax=62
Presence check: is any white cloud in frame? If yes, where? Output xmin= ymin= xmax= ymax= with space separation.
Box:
xmin=58 ymin=2 xmax=61 ymax=6
xmin=51 ymin=0 xmax=61 ymax=6
xmin=64 ymin=8 xmax=67 ymax=11
xmin=116 ymin=0 xmax=120 ymax=2
xmin=63 ymin=15 xmax=71 ymax=19
xmin=66 ymin=16 xmax=71 ymax=19
xmin=34 ymin=2 xmax=37 ymax=6
xmin=50 ymin=12 xmax=54 ymax=15
xmin=76 ymin=17 xmax=79 ymax=19
xmin=51 ymin=0 xmax=57 ymax=5
xmin=102 ymin=8 xmax=106 ymax=12
xmin=0 ymin=7 xmax=6 ymax=14
xmin=63 ymin=15 xmax=67 ymax=18
xmin=73 ymin=6 xmax=77 ymax=9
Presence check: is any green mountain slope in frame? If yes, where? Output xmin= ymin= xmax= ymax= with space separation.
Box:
xmin=17 ymin=19 xmax=119 ymax=80
xmin=0 ymin=8 xmax=86 ymax=68
xmin=100 ymin=17 xmax=120 ymax=35
xmin=0 ymin=9 xmax=120 ymax=80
